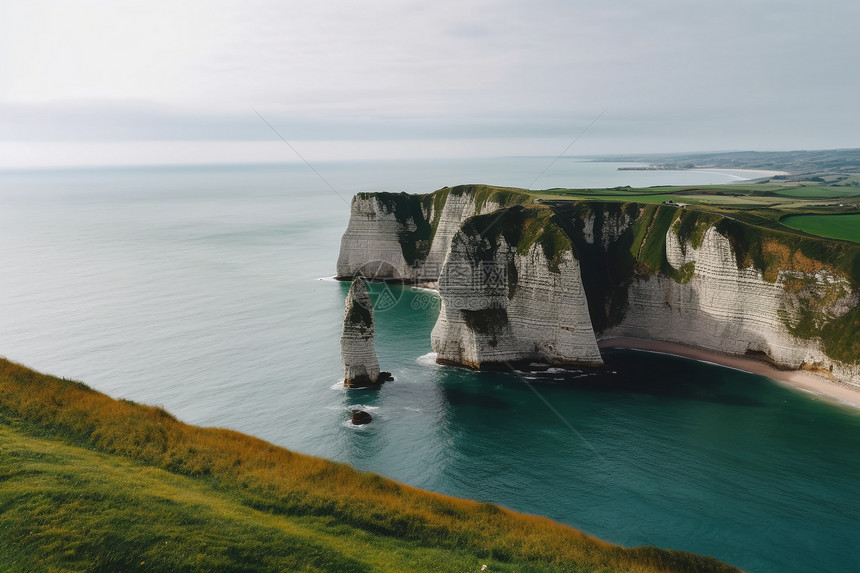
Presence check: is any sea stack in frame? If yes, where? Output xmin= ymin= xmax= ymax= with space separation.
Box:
xmin=341 ymin=277 xmax=384 ymax=387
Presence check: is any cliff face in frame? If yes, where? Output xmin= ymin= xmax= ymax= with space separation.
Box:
xmin=430 ymin=206 xmax=602 ymax=368
xmin=606 ymin=225 xmax=858 ymax=379
xmin=338 ymin=188 xmax=860 ymax=386
xmin=341 ymin=278 xmax=382 ymax=387
xmin=336 ymin=186 xmax=530 ymax=281
xmin=561 ymin=203 xmax=860 ymax=386
xmin=336 ymin=194 xmax=418 ymax=280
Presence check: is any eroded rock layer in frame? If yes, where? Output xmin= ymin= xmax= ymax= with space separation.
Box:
xmin=337 ymin=188 xmax=860 ymax=386
xmin=336 ymin=186 xmax=530 ymax=282
xmin=430 ymin=205 xmax=603 ymax=368
xmin=563 ymin=202 xmax=860 ymax=387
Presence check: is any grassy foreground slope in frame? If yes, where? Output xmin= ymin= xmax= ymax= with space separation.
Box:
xmin=0 ymin=358 xmax=738 ymax=573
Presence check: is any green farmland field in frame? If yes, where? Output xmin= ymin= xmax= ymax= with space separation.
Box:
xmin=781 ymin=213 xmax=860 ymax=243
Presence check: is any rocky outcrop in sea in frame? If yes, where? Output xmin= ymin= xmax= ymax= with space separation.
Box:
xmin=341 ymin=278 xmax=384 ymax=388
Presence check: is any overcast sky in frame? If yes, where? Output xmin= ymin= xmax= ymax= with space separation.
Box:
xmin=1 ymin=0 xmax=858 ymax=167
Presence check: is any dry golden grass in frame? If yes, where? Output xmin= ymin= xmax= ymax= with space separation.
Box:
xmin=0 ymin=357 xmax=740 ymax=572
xmin=761 ymin=238 xmax=827 ymax=281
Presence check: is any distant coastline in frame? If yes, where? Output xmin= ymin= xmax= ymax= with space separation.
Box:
xmin=689 ymin=167 xmax=790 ymax=178
xmin=618 ymin=166 xmax=789 ymax=179
xmin=599 ymin=148 xmax=860 ymax=175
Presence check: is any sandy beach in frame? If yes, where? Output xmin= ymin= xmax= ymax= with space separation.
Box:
xmin=599 ymin=337 xmax=860 ymax=409
xmin=689 ymin=167 xmax=790 ymax=180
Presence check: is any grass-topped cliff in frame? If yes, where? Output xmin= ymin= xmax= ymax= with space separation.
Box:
xmin=548 ymin=201 xmax=860 ymax=364
xmin=420 ymin=183 xmax=859 ymax=358
xmin=458 ymin=204 xmax=573 ymax=276
xmin=353 ymin=185 xmax=531 ymax=268
xmin=530 ymin=176 xmax=860 ymax=244
xmin=343 ymin=180 xmax=858 ymax=369
xmin=0 ymin=357 xmax=739 ymax=572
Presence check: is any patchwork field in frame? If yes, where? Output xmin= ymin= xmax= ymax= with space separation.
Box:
xmin=531 ymin=175 xmax=860 ymax=244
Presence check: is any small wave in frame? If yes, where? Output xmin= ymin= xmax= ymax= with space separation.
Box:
xmin=318 ymin=276 xmax=340 ymax=282
xmin=546 ymin=367 xmax=579 ymax=374
xmin=571 ymin=371 xmax=603 ymax=378
xmin=342 ymin=420 xmax=372 ymax=430
xmin=347 ymin=404 xmax=380 ymax=411
xmin=417 ymin=352 xmax=439 ymax=367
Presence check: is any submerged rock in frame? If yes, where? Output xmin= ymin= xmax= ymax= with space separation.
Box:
xmin=351 ymin=410 xmax=373 ymax=425
xmin=341 ymin=278 xmax=384 ymax=387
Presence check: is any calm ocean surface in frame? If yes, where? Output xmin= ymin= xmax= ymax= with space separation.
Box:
xmin=1 ymin=159 xmax=858 ymax=573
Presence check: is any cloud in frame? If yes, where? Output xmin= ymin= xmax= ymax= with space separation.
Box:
xmin=1 ymin=0 xmax=858 ymax=157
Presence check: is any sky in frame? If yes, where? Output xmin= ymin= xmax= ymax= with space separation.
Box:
xmin=1 ymin=0 xmax=858 ymax=168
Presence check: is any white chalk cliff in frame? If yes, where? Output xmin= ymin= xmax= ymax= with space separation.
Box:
xmin=337 ymin=189 xmax=860 ymax=387
xmin=430 ymin=207 xmax=602 ymax=368
xmin=602 ymin=220 xmax=859 ymax=385
xmin=336 ymin=186 xmax=529 ymax=281
xmin=341 ymin=278 xmax=382 ymax=387
xmin=336 ymin=194 xmax=416 ymax=280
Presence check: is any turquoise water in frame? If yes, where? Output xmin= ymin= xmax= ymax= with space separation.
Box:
xmin=0 ymin=161 xmax=858 ymax=573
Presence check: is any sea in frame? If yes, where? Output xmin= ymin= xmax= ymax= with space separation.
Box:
xmin=1 ymin=158 xmax=858 ymax=573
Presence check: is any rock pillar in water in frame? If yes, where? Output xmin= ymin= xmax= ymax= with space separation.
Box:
xmin=341 ymin=278 xmax=383 ymax=387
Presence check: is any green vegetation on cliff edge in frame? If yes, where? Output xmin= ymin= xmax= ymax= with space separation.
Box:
xmin=421 ymin=183 xmax=860 ymax=365
xmin=0 ymin=358 xmax=739 ymax=572
xmin=356 ymin=185 xmax=531 ymax=268
xmin=459 ymin=204 xmax=574 ymax=274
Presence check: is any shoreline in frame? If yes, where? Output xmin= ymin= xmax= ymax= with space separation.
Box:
xmin=337 ymin=275 xmax=859 ymax=408
xmin=598 ymin=337 xmax=860 ymax=409
xmin=616 ymin=166 xmax=790 ymax=179
xmin=689 ymin=167 xmax=789 ymax=178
